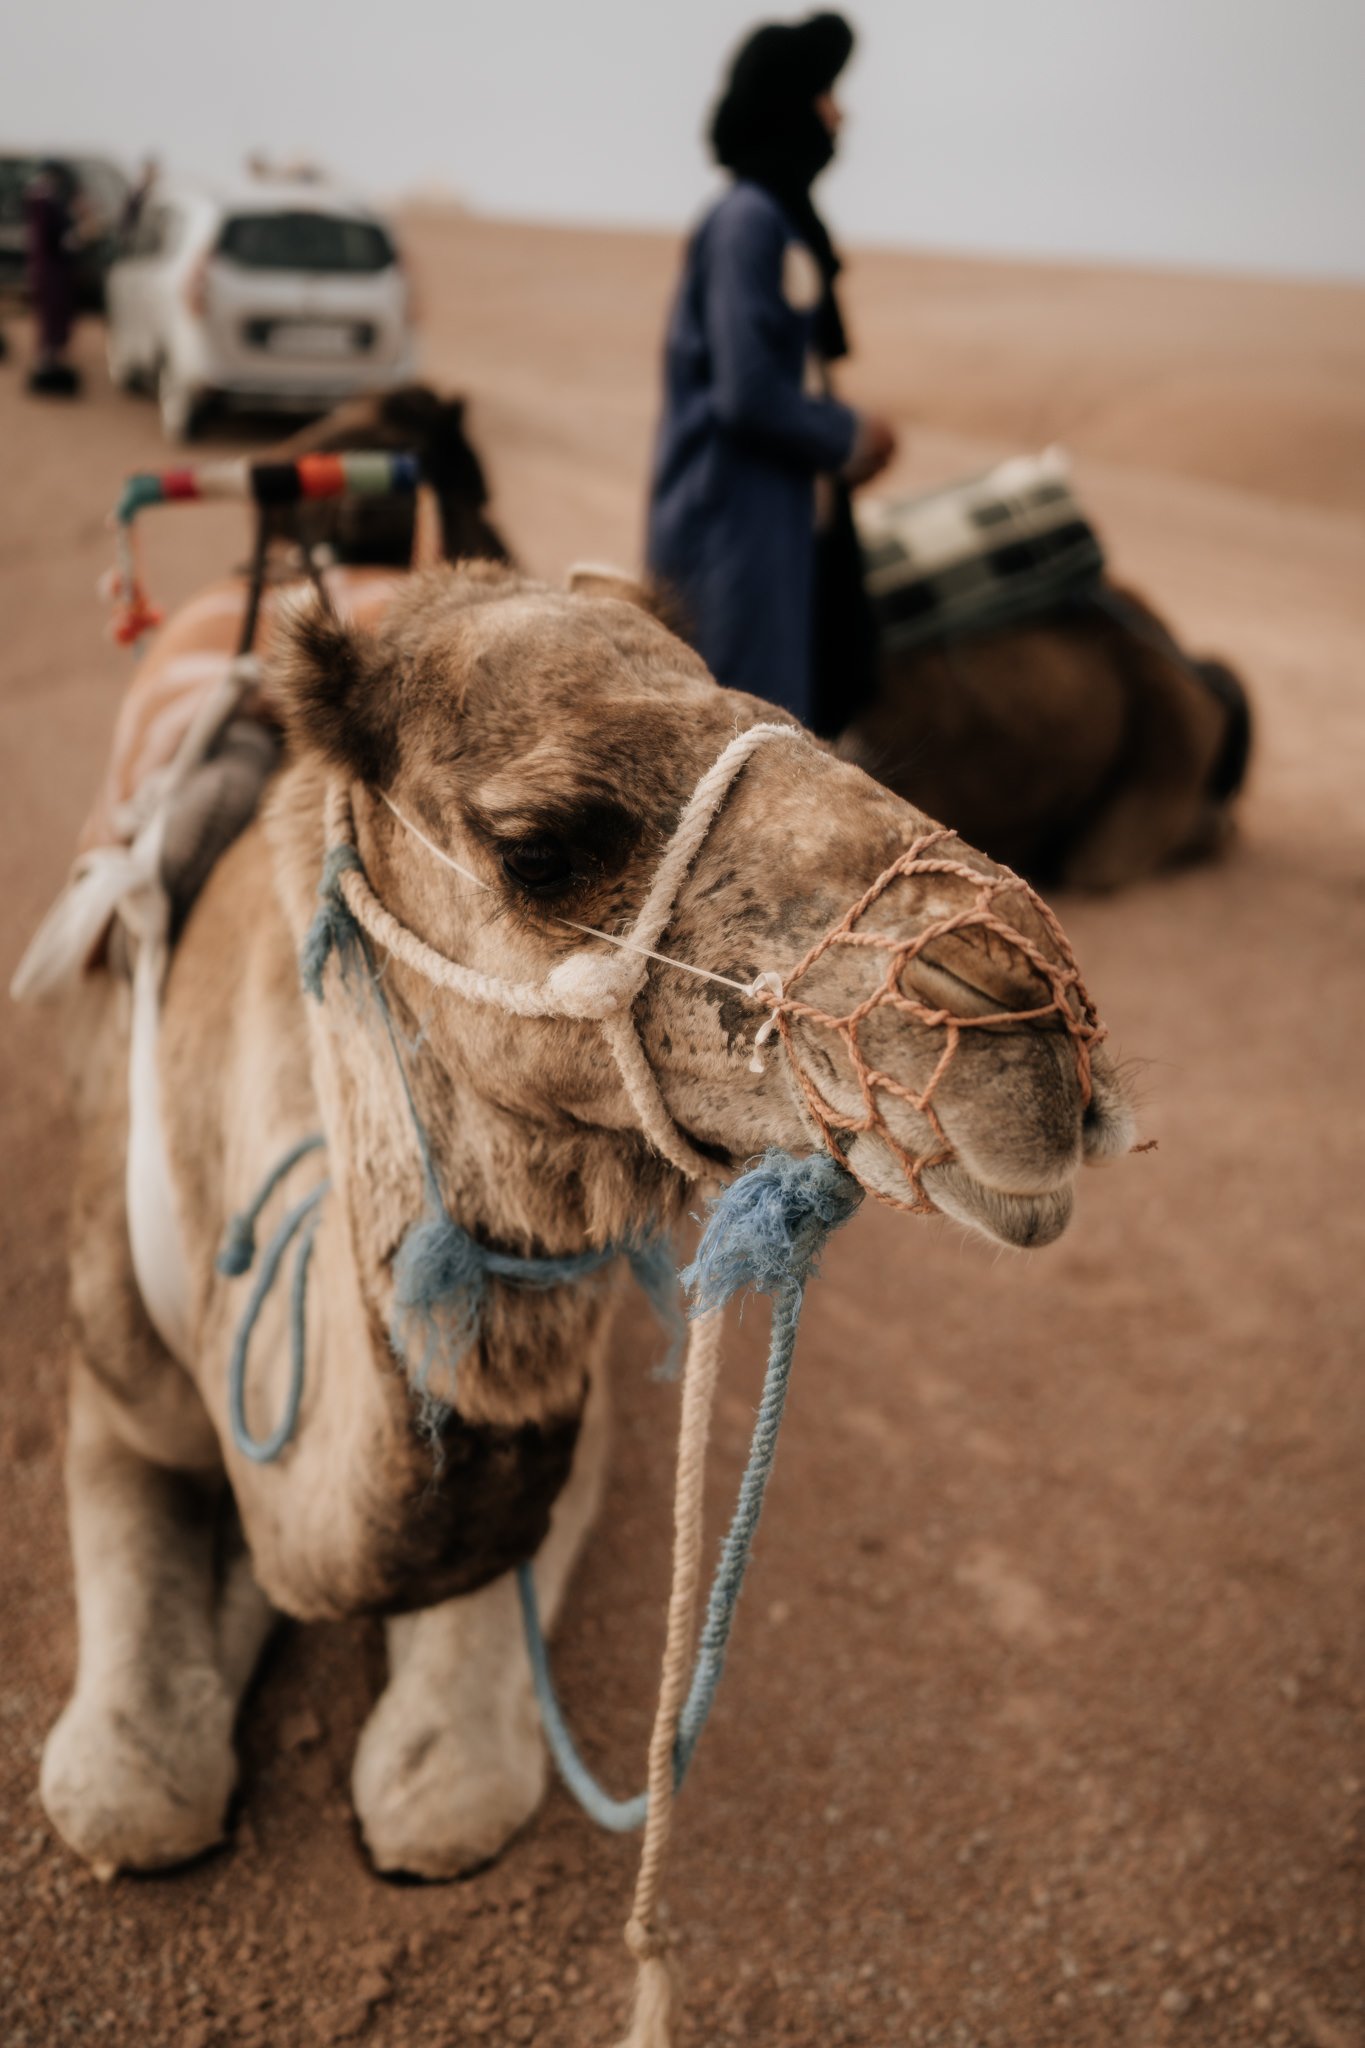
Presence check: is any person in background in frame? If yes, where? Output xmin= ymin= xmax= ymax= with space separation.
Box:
xmin=646 ymin=11 xmax=896 ymax=735
xmin=25 ymin=160 xmax=82 ymax=397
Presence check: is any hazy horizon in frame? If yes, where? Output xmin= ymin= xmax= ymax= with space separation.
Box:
xmin=6 ymin=0 xmax=1363 ymax=283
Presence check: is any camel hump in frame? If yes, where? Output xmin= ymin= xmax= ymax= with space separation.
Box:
xmin=78 ymin=567 xmax=403 ymax=858
xmin=12 ymin=564 xmax=409 ymax=995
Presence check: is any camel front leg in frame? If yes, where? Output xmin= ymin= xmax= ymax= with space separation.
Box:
xmin=353 ymin=1370 xmax=609 ymax=1877
xmin=41 ymin=1366 xmax=271 ymax=1874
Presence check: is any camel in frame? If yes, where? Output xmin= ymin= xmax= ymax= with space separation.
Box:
xmin=264 ymin=383 xmax=512 ymax=570
xmin=843 ymin=596 xmax=1251 ymax=892
xmin=28 ymin=527 xmax=1135 ymax=1887
xmin=287 ymin=385 xmax=1248 ymax=894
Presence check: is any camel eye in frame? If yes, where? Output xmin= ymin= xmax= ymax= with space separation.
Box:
xmin=500 ymin=840 xmax=574 ymax=893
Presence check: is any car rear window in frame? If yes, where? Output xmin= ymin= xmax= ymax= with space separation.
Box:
xmin=216 ymin=211 xmax=395 ymax=273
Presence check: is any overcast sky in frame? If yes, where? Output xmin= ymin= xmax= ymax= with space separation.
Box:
xmin=7 ymin=0 xmax=1363 ymax=278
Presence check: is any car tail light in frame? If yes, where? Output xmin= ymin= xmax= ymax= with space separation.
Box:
xmin=183 ymin=255 xmax=210 ymax=319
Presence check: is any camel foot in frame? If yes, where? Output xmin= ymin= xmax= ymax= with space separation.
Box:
xmin=41 ymin=1667 xmax=238 ymax=1874
xmin=351 ymin=1380 xmax=608 ymax=1880
xmin=352 ymin=1676 xmax=546 ymax=1878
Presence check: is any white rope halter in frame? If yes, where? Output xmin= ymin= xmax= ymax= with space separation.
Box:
xmin=321 ymin=721 xmax=807 ymax=1180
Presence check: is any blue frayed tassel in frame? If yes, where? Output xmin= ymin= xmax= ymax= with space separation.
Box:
xmin=389 ymin=1191 xmax=490 ymax=1396
xmin=300 ymin=845 xmax=365 ymax=1001
xmin=388 ymin=1190 xmax=680 ymax=1404
xmin=681 ymin=1148 xmax=863 ymax=1315
xmin=628 ymin=1235 xmax=688 ymax=1377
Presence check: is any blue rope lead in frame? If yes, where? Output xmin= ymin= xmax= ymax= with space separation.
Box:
xmin=673 ymin=1278 xmax=802 ymax=1767
xmin=517 ymin=1568 xmax=649 ymax=1832
xmin=224 ymin=1178 xmax=329 ymax=1463
xmin=518 ymin=1150 xmax=862 ymax=1831
xmin=514 ymin=1277 xmax=803 ymax=1830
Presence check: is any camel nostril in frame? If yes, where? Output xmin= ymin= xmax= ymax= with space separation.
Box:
xmin=1082 ymin=1084 xmax=1136 ymax=1163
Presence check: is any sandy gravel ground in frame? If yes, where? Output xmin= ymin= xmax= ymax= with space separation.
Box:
xmin=1 ymin=213 xmax=1362 ymax=2048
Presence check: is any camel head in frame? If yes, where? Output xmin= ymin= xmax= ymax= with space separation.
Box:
xmin=277 ymin=562 xmax=1134 ymax=1250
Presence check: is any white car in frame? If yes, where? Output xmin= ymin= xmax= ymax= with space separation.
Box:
xmin=105 ymin=179 xmax=417 ymax=441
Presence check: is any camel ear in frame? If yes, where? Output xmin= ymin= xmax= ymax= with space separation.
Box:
xmin=567 ymin=562 xmax=654 ymax=608
xmin=273 ymin=593 xmax=398 ymax=786
xmin=566 ymin=562 xmax=693 ymax=641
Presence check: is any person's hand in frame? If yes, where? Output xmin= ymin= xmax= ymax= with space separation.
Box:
xmin=843 ymin=412 xmax=898 ymax=488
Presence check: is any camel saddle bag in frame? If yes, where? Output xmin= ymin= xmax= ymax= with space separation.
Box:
xmin=858 ymin=447 xmax=1105 ymax=653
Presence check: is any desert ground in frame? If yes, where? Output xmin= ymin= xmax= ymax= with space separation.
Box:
xmin=1 ymin=210 xmax=1362 ymax=2047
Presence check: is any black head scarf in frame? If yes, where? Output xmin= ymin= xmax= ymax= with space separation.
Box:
xmin=709 ymin=12 xmax=855 ymax=361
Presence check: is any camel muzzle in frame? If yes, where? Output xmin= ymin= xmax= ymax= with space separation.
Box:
xmin=764 ymin=829 xmax=1109 ymax=1225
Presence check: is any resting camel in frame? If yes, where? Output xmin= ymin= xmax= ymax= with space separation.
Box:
xmin=283 ymin=385 xmax=1249 ymax=894
xmin=844 ymin=602 xmax=1251 ymax=892
xmin=30 ymin=531 xmax=1134 ymax=1884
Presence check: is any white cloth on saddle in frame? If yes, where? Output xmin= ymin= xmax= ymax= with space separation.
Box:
xmin=858 ymin=447 xmax=1106 ymax=651
xmin=10 ymin=656 xmax=259 ymax=1003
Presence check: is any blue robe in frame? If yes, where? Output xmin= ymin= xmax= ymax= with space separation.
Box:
xmin=646 ymin=181 xmax=858 ymax=725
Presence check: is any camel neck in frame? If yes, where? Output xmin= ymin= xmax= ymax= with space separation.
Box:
xmin=302 ymin=893 xmax=684 ymax=1434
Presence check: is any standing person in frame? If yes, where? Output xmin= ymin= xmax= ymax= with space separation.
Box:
xmin=25 ymin=160 xmax=82 ymax=396
xmin=646 ymin=11 xmax=896 ymax=734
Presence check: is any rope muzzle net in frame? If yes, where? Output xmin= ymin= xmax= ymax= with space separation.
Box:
xmin=763 ymin=828 xmax=1105 ymax=1212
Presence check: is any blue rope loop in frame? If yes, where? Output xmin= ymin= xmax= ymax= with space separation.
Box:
xmin=217 ymin=1133 xmax=328 ymax=1278
xmin=519 ymin=1151 xmax=862 ymax=1831
xmin=225 ymin=1178 xmax=329 ymax=1463
xmin=516 ymin=1567 xmax=649 ymax=1834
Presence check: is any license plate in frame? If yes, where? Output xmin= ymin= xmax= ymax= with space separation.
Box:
xmin=268 ymin=322 xmax=356 ymax=358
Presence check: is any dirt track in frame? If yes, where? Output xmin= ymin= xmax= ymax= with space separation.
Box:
xmin=2 ymin=214 xmax=1363 ymax=2048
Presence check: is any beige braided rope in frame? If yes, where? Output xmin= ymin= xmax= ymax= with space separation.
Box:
xmin=323 ymin=778 xmax=722 ymax=1179
xmin=599 ymin=1010 xmax=717 ymax=1182
xmin=614 ymin=1307 xmax=726 ymax=2047
xmin=620 ymin=721 xmax=805 ymax=959
xmin=324 ymin=778 xmax=585 ymax=1017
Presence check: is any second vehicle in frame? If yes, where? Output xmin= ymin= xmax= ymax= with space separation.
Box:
xmin=105 ymin=177 xmax=418 ymax=441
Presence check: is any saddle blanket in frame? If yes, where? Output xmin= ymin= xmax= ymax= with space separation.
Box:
xmin=858 ymin=448 xmax=1105 ymax=653
xmin=10 ymin=565 xmax=402 ymax=1007
xmin=80 ymin=565 xmax=401 ymax=854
